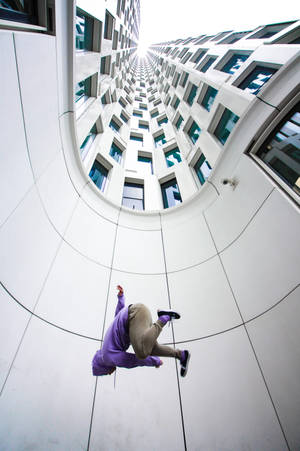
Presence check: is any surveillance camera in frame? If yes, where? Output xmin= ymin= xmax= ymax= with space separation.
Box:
xmin=220 ymin=178 xmax=238 ymax=189
xmin=221 ymin=178 xmax=230 ymax=185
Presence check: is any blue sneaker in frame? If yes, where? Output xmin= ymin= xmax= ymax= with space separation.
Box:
xmin=157 ymin=309 xmax=181 ymax=320
xmin=180 ymin=350 xmax=190 ymax=377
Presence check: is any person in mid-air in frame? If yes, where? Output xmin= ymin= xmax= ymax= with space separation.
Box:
xmin=92 ymin=285 xmax=190 ymax=377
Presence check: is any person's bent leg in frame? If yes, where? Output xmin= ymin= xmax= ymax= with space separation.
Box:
xmin=151 ymin=342 xmax=181 ymax=359
xmin=129 ymin=304 xmax=166 ymax=359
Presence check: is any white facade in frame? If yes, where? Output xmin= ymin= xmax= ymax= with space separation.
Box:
xmin=0 ymin=1 xmax=300 ymax=450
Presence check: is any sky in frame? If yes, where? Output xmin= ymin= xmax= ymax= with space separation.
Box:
xmin=138 ymin=0 xmax=299 ymax=52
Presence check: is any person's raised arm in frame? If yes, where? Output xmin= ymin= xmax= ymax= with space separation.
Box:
xmin=115 ymin=285 xmax=125 ymax=316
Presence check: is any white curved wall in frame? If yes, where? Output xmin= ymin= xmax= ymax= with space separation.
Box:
xmin=0 ymin=5 xmax=300 ymax=451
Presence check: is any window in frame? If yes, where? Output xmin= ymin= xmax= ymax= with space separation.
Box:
xmin=75 ymin=10 xmax=94 ymax=51
xmin=165 ymin=147 xmax=182 ymax=167
xmin=130 ymin=134 xmax=143 ymax=143
xmin=120 ymin=111 xmax=129 ymax=123
xmin=122 ymin=183 xmax=144 ymax=210
xmin=175 ymin=115 xmax=184 ymax=130
xmin=220 ymin=53 xmax=250 ymax=75
xmin=188 ymin=121 xmax=201 ymax=144
xmin=172 ymin=96 xmax=180 ymax=110
xmin=75 ymin=77 xmax=91 ymax=106
xmin=138 ymin=155 xmax=153 ymax=174
xmin=198 ymin=57 xmax=217 ymax=73
xmin=201 ymin=86 xmax=218 ymax=112
xmin=187 ymin=84 xmax=198 ymax=106
xmin=110 ymin=142 xmax=122 ymax=163
xmin=133 ymin=110 xmax=143 ymax=117
xmin=191 ymin=49 xmax=207 ymax=64
xmin=0 ymin=0 xmax=38 ymax=25
xmin=255 ymin=103 xmax=300 ymax=196
xmin=157 ymin=116 xmax=168 ymax=126
xmin=214 ymin=108 xmax=239 ymax=145
xmin=138 ymin=121 xmax=149 ymax=130
xmin=194 ymin=154 xmax=212 ymax=185
xmin=80 ymin=124 xmax=97 ymax=160
xmin=109 ymin=118 xmax=120 ymax=132
xmin=139 ymin=103 xmax=147 ymax=110
xmin=238 ymin=65 xmax=278 ymax=95
xmin=104 ymin=10 xmax=114 ymax=40
xmin=150 ymin=110 xmax=159 ymax=118
xmin=154 ymin=133 xmax=166 ymax=148
xmin=89 ymin=160 xmax=108 ymax=192
xmin=161 ymin=179 xmax=182 ymax=208
xmin=179 ymin=72 xmax=189 ymax=87
xmin=119 ymin=97 xmax=127 ymax=108
xmin=100 ymin=55 xmax=111 ymax=74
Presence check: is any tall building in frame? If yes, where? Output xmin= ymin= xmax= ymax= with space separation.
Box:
xmin=0 ymin=1 xmax=299 ymax=450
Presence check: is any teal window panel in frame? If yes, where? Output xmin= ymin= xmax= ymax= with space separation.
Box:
xmin=151 ymin=111 xmax=159 ymax=118
xmin=188 ymin=121 xmax=201 ymax=144
xmin=80 ymin=124 xmax=97 ymax=159
xmin=109 ymin=119 xmax=120 ymax=132
xmin=161 ymin=179 xmax=182 ymax=208
xmin=158 ymin=116 xmax=168 ymax=126
xmin=154 ymin=133 xmax=166 ymax=147
xmin=165 ymin=147 xmax=182 ymax=167
xmin=214 ymin=108 xmax=239 ymax=145
xmin=187 ymin=84 xmax=198 ymax=106
xmin=89 ymin=160 xmax=108 ymax=192
xmin=238 ymin=65 xmax=278 ymax=95
xmin=76 ymin=11 xmax=93 ymax=51
xmin=256 ymin=104 xmax=300 ymax=196
xmin=130 ymin=134 xmax=143 ymax=142
xmin=139 ymin=123 xmax=149 ymax=129
xmin=120 ymin=112 xmax=128 ymax=123
xmin=221 ymin=54 xmax=249 ymax=74
xmin=75 ymin=77 xmax=91 ymax=103
xmin=194 ymin=154 xmax=212 ymax=185
xmin=200 ymin=57 xmax=217 ymax=73
xmin=173 ymin=97 xmax=180 ymax=109
xmin=201 ymin=86 xmax=218 ymax=111
xmin=176 ymin=115 xmax=184 ymax=129
xmin=110 ymin=142 xmax=122 ymax=163
xmin=133 ymin=111 xmax=143 ymax=117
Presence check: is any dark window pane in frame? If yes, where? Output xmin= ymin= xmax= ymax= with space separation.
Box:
xmin=188 ymin=121 xmax=201 ymax=144
xmin=194 ymin=154 xmax=212 ymax=185
xmin=238 ymin=65 xmax=278 ymax=95
xmin=154 ymin=133 xmax=166 ymax=147
xmin=256 ymin=103 xmax=300 ymax=195
xmin=176 ymin=115 xmax=184 ymax=129
xmin=110 ymin=142 xmax=122 ymax=163
xmin=89 ymin=160 xmax=108 ymax=191
xmin=221 ymin=54 xmax=249 ymax=75
xmin=214 ymin=108 xmax=239 ymax=145
xmin=187 ymin=84 xmax=198 ymax=106
xmin=161 ymin=179 xmax=182 ymax=208
xmin=200 ymin=57 xmax=216 ymax=73
xmin=165 ymin=147 xmax=182 ymax=167
xmin=201 ymin=86 xmax=218 ymax=112
xmin=109 ymin=119 xmax=120 ymax=132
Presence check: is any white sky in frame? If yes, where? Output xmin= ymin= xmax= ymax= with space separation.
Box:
xmin=138 ymin=0 xmax=299 ymax=48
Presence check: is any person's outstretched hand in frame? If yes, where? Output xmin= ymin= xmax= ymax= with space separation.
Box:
xmin=155 ymin=359 xmax=163 ymax=368
xmin=117 ymin=285 xmax=124 ymax=296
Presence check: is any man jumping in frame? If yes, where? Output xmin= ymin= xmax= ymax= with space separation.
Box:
xmin=92 ymin=285 xmax=190 ymax=377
